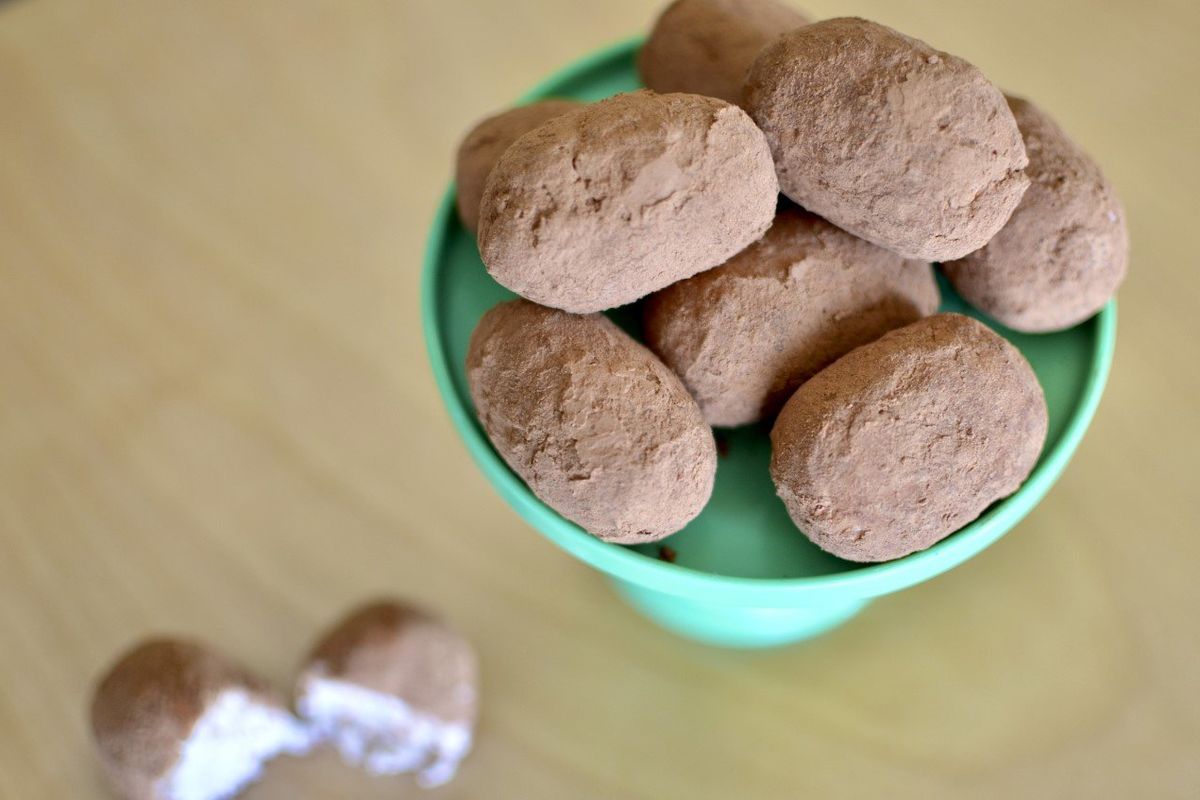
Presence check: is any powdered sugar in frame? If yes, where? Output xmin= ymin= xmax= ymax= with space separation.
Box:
xmin=165 ymin=689 xmax=313 ymax=800
xmin=298 ymin=677 xmax=473 ymax=788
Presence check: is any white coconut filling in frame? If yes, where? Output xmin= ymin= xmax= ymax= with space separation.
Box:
xmin=298 ymin=677 xmax=473 ymax=788
xmin=164 ymin=688 xmax=314 ymax=800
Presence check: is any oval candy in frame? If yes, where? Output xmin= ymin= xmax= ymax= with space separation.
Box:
xmin=645 ymin=208 xmax=940 ymax=427
xmin=770 ymin=313 xmax=1048 ymax=562
xmin=477 ymin=90 xmax=778 ymax=313
xmin=638 ymin=0 xmax=810 ymax=106
xmin=942 ymin=96 xmax=1128 ymax=332
xmin=454 ymin=99 xmax=582 ymax=235
xmin=467 ymin=299 xmax=717 ymax=542
xmin=745 ymin=17 xmax=1029 ymax=261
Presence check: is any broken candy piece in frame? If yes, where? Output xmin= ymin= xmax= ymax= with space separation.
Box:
xmin=89 ymin=638 xmax=313 ymax=800
xmin=295 ymin=599 xmax=479 ymax=788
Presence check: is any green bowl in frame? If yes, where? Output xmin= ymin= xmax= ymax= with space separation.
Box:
xmin=421 ymin=39 xmax=1117 ymax=647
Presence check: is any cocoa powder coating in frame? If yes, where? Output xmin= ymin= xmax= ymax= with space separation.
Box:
xmin=455 ymin=99 xmax=582 ymax=235
xmin=466 ymin=299 xmax=716 ymax=542
xmin=942 ymin=96 xmax=1128 ymax=332
xmin=477 ymin=90 xmax=778 ymax=313
xmin=770 ymin=313 xmax=1047 ymax=562
xmin=644 ymin=208 xmax=940 ymax=426
xmin=745 ymin=18 xmax=1029 ymax=261
xmin=638 ymin=0 xmax=810 ymax=106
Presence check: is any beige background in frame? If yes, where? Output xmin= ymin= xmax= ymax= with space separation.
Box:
xmin=1 ymin=0 xmax=1197 ymax=797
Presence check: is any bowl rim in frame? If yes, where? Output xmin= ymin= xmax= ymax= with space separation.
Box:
xmin=421 ymin=38 xmax=1118 ymax=606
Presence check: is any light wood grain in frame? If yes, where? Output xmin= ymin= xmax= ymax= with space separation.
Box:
xmin=1 ymin=1 xmax=1197 ymax=797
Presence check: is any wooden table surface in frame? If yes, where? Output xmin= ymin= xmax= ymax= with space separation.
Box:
xmin=2 ymin=1 xmax=1197 ymax=797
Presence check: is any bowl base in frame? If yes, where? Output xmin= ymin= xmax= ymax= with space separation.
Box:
xmin=611 ymin=578 xmax=869 ymax=648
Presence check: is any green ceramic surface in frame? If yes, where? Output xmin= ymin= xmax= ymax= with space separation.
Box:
xmin=421 ymin=39 xmax=1117 ymax=647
